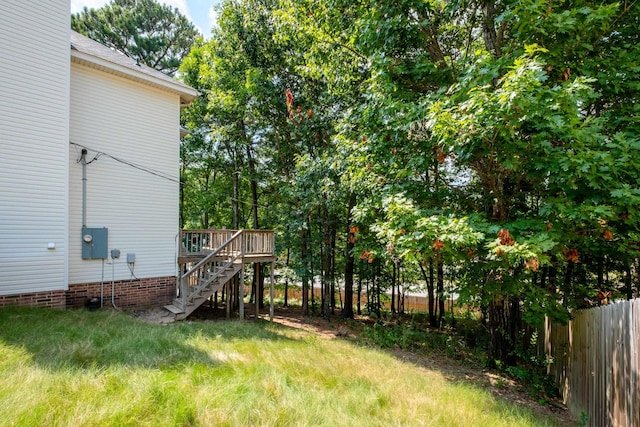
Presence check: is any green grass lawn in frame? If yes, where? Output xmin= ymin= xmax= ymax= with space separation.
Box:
xmin=0 ymin=307 xmax=561 ymax=426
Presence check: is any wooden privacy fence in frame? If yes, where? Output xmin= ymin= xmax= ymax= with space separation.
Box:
xmin=543 ymin=299 xmax=640 ymax=427
xmin=271 ymin=288 xmax=457 ymax=314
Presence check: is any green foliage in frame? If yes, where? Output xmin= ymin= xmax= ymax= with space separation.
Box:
xmin=71 ymin=0 xmax=198 ymax=75
xmin=507 ymin=332 xmax=560 ymax=402
xmin=363 ymin=321 xmax=430 ymax=351
xmin=362 ymin=317 xmax=484 ymax=362
xmin=454 ymin=315 xmax=490 ymax=351
xmin=372 ymin=193 xmax=484 ymax=263
xmin=177 ymin=0 xmax=640 ymax=365
xmin=580 ymin=411 xmax=589 ymax=427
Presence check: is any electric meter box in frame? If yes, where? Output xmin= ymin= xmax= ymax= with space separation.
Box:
xmin=81 ymin=227 xmax=108 ymax=259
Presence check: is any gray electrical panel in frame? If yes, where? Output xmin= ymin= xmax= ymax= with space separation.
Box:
xmin=81 ymin=227 xmax=108 ymax=259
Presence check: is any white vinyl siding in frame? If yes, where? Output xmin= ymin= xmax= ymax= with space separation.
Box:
xmin=69 ymin=64 xmax=180 ymax=284
xmin=0 ymin=1 xmax=70 ymax=295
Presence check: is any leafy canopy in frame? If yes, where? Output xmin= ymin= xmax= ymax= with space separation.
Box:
xmin=72 ymin=0 xmax=199 ymax=75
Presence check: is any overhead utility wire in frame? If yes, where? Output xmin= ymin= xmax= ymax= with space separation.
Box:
xmin=70 ymin=142 xmax=270 ymax=213
xmin=70 ymin=141 xmax=180 ymax=183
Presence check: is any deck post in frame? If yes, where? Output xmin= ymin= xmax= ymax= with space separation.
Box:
xmin=239 ymin=265 xmax=245 ymax=320
xmin=225 ymin=282 xmax=231 ymax=319
xmin=270 ymin=261 xmax=275 ymax=322
xmin=255 ymin=263 xmax=260 ymax=319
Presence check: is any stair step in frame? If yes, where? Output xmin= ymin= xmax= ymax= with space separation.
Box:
xmin=164 ymin=304 xmax=184 ymax=314
xmin=198 ymin=270 xmax=238 ymax=288
xmin=175 ymin=251 xmax=243 ymax=320
xmin=191 ymin=295 xmax=209 ymax=306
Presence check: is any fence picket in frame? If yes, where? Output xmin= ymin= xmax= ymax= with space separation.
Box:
xmin=633 ymin=299 xmax=636 ymax=426
xmin=544 ymin=299 xmax=639 ymax=426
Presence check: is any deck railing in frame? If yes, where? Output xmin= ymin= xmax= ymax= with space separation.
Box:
xmin=178 ymin=230 xmax=244 ymax=309
xmin=180 ymin=229 xmax=274 ymax=259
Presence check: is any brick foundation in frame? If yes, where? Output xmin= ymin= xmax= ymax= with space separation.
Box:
xmin=66 ymin=276 xmax=177 ymax=310
xmin=0 ymin=290 xmax=67 ymax=309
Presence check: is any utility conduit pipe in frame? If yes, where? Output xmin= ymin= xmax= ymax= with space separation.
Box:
xmin=81 ymin=149 xmax=87 ymax=228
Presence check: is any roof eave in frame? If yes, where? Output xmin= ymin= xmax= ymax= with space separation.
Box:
xmin=71 ymin=50 xmax=198 ymax=106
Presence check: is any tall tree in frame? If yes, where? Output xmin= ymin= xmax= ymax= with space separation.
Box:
xmin=72 ymin=0 xmax=199 ymax=75
xmin=277 ymin=0 xmax=640 ymax=364
xmin=177 ymin=0 xmax=640 ymax=365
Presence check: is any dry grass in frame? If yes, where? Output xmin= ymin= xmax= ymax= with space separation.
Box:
xmin=0 ymin=307 xmax=563 ymax=426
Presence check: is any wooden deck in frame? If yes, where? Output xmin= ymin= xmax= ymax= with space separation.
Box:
xmin=169 ymin=229 xmax=276 ymax=321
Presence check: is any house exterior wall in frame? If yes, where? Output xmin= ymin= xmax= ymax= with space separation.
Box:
xmin=0 ymin=291 xmax=67 ymax=309
xmin=68 ymin=63 xmax=180 ymax=291
xmin=0 ymin=1 xmax=70 ymax=297
xmin=66 ymin=276 xmax=176 ymax=309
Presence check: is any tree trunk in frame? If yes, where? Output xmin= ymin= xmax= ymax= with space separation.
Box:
xmin=437 ymin=259 xmax=445 ymax=326
xmin=330 ymin=225 xmax=337 ymax=315
xmin=398 ymin=264 xmax=404 ymax=314
xmin=245 ymin=141 xmax=259 ymax=229
xmin=365 ymin=275 xmax=370 ymax=315
xmin=564 ymin=261 xmax=574 ymax=303
xmin=376 ymin=263 xmax=381 ymax=315
xmin=320 ymin=200 xmax=331 ymax=317
xmin=488 ymin=296 xmax=520 ymax=366
xmin=308 ymin=225 xmax=315 ymax=311
xmin=203 ymin=172 xmax=210 ymax=228
xmin=539 ymin=266 xmax=547 ymax=290
xmin=245 ymin=137 xmax=263 ymax=309
xmin=480 ymin=0 xmax=503 ymax=57
xmin=301 ymin=227 xmax=309 ymax=315
xmin=357 ymin=270 xmax=362 ymax=315
xmin=419 ymin=260 xmax=437 ymax=327
xmin=391 ymin=261 xmax=396 ymax=315
xmin=284 ymin=246 xmax=290 ymax=307
xmin=343 ymin=195 xmax=356 ymax=319
xmin=548 ymin=263 xmax=557 ymax=292
xmin=625 ymin=262 xmax=633 ymax=300
xmin=223 ymin=138 xmax=240 ymax=231
xmin=232 ymin=167 xmax=240 ymax=229
xmin=597 ymin=256 xmax=604 ymax=290
xmin=320 ymin=233 xmax=325 ymax=313
xmin=372 ymin=265 xmax=378 ymax=316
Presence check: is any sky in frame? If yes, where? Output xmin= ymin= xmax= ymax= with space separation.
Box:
xmin=70 ymin=0 xmax=220 ymax=37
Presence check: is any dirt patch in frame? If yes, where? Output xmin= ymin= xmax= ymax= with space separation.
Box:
xmin=130 ymin=307 xmax=176 ymax=324
xmin=264 ymin=306 xmax=354 ymax=338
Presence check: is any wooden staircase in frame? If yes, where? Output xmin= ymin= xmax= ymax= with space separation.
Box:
xmin=166 ymin=229 xmax=275 ymax=320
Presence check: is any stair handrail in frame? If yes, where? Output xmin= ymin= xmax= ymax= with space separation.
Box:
xmin=182 ymin=229 xmax=244 ymax=277
xmin=179 ymin=229 xmax=244 ymax=307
